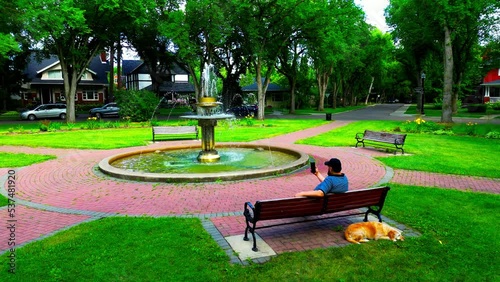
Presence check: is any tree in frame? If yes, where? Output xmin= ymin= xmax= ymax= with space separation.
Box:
xmin=387 ymin=0 xmax=500 ymax=122
xmin=304 ymin=0 xmax=365 ymax=111
xmin=17 ymin=0 xmax=148 ymax=122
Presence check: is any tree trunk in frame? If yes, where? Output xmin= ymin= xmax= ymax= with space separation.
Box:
xmin=364 ymin=76 xmax=374 ymax=105
xmin=442 ymin=26 xmax=454 ymax=123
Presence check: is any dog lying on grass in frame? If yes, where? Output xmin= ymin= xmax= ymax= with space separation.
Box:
xmin=344 ymin=222 xmax=404 ymax=244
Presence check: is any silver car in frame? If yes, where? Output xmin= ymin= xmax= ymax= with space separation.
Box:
xmin=20 ymin=104 xmax=67 ymax=121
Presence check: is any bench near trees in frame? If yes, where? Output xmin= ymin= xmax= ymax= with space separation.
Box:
xmin=355 ymin=130 xmax=407 ymax=154
xmin=243 ymin=186 xmax=390 ymax=251
xmin=152 ymin=126 xmax=198 ymax=142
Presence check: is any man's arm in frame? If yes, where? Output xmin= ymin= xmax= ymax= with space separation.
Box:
xmin=295 ymin=190 xmax=325 ymax=198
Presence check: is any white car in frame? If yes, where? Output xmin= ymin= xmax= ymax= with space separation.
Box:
xmin=20 ymin=104 xmax=67 ymax=121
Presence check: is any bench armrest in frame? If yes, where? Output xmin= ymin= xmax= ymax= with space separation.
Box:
xmin=355 ymin=132 xmax=364 ymax=140
xmin=244 ymin=202 xmax=256 ymax=222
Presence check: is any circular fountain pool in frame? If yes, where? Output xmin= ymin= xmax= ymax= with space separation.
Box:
xmin=99 ymin=143 xmax=309 ymax=182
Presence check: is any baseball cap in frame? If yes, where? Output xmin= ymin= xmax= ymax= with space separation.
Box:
xmin=324 ymin=158 xmax=342 ymax=172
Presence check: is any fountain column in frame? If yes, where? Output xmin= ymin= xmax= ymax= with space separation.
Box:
xmin=198 ymin=119 xmax=220 ymax=162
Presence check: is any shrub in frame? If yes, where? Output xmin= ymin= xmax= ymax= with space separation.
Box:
xmin=49 ymin=122 xmax=62 ymax=131
xmin=401 ymin=118 xmax=442 ymax=133
xmin=485 ymin=131 xmax=500 ymax=139
xmin=115 ymin=90 xmax=160 ymax=122
xmin=488 ymin=101 xmax=500 ymax=111
xmin=86 ymin=117 xmax=100 ymax=130
xmin=467 ymin=104 xmax=487 ymax=113
xmin=39 ymin=120 xmax=50 ymax=132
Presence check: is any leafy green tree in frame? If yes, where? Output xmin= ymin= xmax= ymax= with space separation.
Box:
xmin=387 ymin=0 xmax=500 ymax=122
xmin=17 ymin=0 xmax=147 ymax=122
xmin=114 ymin=90 xmax=160 ymax=122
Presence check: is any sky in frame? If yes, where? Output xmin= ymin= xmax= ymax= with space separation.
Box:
xmin=355 ymin=0 xmax=390 ymax=32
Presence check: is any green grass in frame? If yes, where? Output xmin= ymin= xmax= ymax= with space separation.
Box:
xmin=297 ymin=120 xmax=500 ymax=178
xmin=406 ymin=104 xmax=500 ymax=118
xmin=0 ymin=152 xmax=56 ymax=168
xmin=0 ymin=119 xmax=327 ymax=149
xmin=0 ymin=185 xmax=497 ymax=281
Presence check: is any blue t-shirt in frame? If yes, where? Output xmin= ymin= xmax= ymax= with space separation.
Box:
xmin=314 ymin=174 xmax=348 ymax=194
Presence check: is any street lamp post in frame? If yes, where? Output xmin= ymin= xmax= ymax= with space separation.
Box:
xmin=421 ymin=72 xmax=426 ymax=115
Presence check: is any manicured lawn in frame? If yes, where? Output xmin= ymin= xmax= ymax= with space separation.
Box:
xmin=0 ymin=185 xmax=497 ymax=281
xmin=297 ymin=120 xmax=500 ymax=178
xmin=0 ymin=119 xmax=328 ymax=149
xmin=406 ymin=104 xmax=500 ymax=118
xmin=0 ymin=152 xmax=56 ymax=168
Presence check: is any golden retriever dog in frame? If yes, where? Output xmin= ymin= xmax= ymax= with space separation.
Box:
xmin=344 ymin=222 xmax=404 ymax=244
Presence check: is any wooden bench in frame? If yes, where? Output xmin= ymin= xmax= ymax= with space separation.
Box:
xmin=355 ymin=130 xmax=407 ymax=154
xmin=243 ymin=186 xmax=390 ymax=251
xmin=152 ymin=126 xmax=198 ymax=142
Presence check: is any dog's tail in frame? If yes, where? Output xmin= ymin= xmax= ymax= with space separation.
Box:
xmin=344 ymin=232 xmax=361 ymax=244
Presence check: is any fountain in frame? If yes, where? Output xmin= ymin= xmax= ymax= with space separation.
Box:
xmin=179 ymin=64 xmax=234 ymax=163
xmin=98 ymin=64 xmax=309 ymax=182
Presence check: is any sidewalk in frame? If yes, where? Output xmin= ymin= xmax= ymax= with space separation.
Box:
xmin=1 ymin=110 xmax=499 ymax=264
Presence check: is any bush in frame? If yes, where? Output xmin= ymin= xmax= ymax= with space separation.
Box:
xmin=485 ymin=131 xmax=500 ymax=139
xmin=488 ymin=101 xmax=500 ymax=111
xmin=115 ymin=90 xmax=160 ymax=122
xmin=467 ymin=104 xmax=487 ymax=113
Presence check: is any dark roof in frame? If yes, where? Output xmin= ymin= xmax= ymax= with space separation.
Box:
xmin=144 ymin=81 xmax=195 ymax=93
xmin=124 ymin=60 xmax=189 ymax=75
xmin=241 ymin=80 xmax=288 ymax=92
xmin=121 ymin=60 xmax=143 ymax=75
xmin=25 ymin=54 xmax=110 ymax=86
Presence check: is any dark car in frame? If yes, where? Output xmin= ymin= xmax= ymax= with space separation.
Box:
xmin=226 ymin=104 xmax=258 ymax=117
xmin=89 ymin=103 xmax=120 ymax=118
xmin=20 ymin=103 xmax=67 ymax=121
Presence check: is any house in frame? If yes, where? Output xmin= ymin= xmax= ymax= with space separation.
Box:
xmin=241 ymin=80 xmax=289 ymax=108
xmin=21 ymin=54 xmax=110 ymax=106
xmin=481 ymin=68 xmax=500 ymax=103
xmin=123 ymin=60 xmax=195 ymax=104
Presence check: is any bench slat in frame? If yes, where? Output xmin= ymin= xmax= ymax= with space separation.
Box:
xmin=256 ymin=197 xmax=324 ymax=220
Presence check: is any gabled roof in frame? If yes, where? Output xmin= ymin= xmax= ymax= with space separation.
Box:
xmin=25 ymin=54 xmax=110 ymax=86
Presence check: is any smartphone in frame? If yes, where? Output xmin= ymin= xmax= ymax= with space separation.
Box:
xmin=310 ymin=161 xmax=316 ymax=173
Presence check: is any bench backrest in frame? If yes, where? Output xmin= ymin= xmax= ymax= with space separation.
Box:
xmin=254 ymin=197 xmax=325 ymax=221
xmin=153 ymin=126 xmax=197 ymax=134
xmin=253 ymin=186 xmax=390 ymax=221
xmin=323 ymin=186 xmax=390 ymax=213
xmin=364 ymin=130 xmax=406 ymax=144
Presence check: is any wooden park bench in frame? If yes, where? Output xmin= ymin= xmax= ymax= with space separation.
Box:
xmin=152 ymin=126 xmax=198 ymax=142
xmin=355 ymin=130 xmax=407 ymax=154
xmin=243 ymin=186 xmax=390 ymax=251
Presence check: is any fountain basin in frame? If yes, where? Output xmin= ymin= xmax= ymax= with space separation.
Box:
xmin=99 ymin=143 xmax=309 ymax=183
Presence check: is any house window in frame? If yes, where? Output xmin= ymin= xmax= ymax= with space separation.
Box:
xmin=59 ymin=94 xmax=78 ymax=101
xmin=175 ymin=74 xmax=188 ymax=82
xmin=48 ymin=70 xmax=63 ymax=79
xmin=83 ymin=90 xmax=98 ymax=101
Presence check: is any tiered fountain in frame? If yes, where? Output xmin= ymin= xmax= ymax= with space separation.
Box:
xmin=98 ymin=64 xmax=308 ymax=182
xmin=180 ymin=64 xmax=233 ymax=163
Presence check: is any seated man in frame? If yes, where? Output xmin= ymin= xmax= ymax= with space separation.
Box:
xmin=295 ymin=158 xmax=348 ymax=197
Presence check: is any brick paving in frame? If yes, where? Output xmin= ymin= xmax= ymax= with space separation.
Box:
xmin=1 ymin=118 xmax=499 ymax=263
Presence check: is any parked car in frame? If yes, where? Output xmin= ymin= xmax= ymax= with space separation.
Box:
xmin=226 ymin=104 xmax=258 ymax=117
xmin=89 ymin=103 xmax=120 ymax=118
xmin=20 ymin=103 xmax=67 ymax=121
